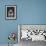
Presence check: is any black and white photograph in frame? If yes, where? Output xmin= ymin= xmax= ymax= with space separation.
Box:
xmin=18 ymin=24 xmax=46 ymax=46
xmin=5 ymin=5 xmax=16 ymax=20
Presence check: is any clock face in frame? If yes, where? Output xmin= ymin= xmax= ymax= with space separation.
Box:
xmin=8 ymin=32 xmax=16 ymax=40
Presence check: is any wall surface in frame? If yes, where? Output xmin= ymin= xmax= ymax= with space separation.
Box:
xmin=0 ymin=0 xmax=46 ymax=45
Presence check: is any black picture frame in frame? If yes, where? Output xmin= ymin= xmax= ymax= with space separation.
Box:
xmin=5 ymin=5 xmax=16 ymax=20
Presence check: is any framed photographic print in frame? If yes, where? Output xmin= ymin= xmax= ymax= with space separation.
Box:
xmin=5 ymin=5 xmax=16 ymax=20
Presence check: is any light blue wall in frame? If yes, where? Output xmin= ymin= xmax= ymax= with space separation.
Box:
xmin=0 ymin=0 xmax=46 ymax=44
